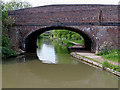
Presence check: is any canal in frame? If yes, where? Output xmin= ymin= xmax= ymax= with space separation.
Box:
xmin=2 ymin=37 xmax=118 ymax=88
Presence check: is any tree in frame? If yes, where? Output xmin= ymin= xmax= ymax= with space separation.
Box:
xmin=1 ymin=0 xmax=32 ymax=59
xmin=1 ymin=0 xmax=32 ymax=11
xmin=51 ymin=29 xmax=84 ymax=44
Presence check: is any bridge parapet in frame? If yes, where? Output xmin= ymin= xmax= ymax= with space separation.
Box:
xmin=8 ymin=5 xmax=118 ymax=26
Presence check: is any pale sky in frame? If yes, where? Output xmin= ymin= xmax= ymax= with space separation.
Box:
xmin=3 ymin=0 xmax=120 ymax=7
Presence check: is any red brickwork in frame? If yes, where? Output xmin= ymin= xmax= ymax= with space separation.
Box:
xmin=8 ymin=4 xmax=119 ymax=53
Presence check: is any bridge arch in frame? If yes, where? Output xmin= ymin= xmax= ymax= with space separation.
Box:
xmin=7 ymin=5 xmax=119 ymax=54
xmin=23 ymin=26 xmax=97 ymax=53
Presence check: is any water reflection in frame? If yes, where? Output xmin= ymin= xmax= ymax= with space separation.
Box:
xmin=36 ymin=37 xmax=80 ymax=64
xmin=2 ymin=37 xmax=118 ymax=88
xmin=2 ymin=51 xmax=118 ymax=88
xmin=37 ymin=43 xmax=57 ymax=64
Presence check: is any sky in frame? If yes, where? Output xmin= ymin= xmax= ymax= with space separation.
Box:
xmin=3 ymin=0 xmax=120 ymax=7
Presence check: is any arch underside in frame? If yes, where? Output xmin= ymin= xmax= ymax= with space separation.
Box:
xmin=24 ymin=26 xmax=96 ymax=53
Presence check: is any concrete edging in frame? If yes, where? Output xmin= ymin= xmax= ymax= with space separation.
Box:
xmin=53 ymin=38 xmax=120 ymax=77
xmin=70 ymin=52 xmax=120 ymax=77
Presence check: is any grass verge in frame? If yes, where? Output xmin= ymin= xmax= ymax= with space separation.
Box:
xmin=96 ymin=49 xmax=119 ymax=62
xmin=74 ymin=52 xmax=120 ymax=72
xmin=102 ymin=61 xmax=120 ymax=72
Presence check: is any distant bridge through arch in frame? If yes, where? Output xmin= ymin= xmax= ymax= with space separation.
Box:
xmin=8 ymin=4 xmax=119 ymax=53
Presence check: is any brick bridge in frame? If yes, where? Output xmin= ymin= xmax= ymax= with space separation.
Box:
xmin=8 ymin=4 xmax=119 ymax=53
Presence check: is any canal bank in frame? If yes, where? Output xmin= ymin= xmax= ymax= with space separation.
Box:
xmin=54 ymin=38 xmax=120 ymax=77
xmin=3 ymin=37 xmax=118 ymax=88
xmin=70 ymin=50 xmax=120 ymax=77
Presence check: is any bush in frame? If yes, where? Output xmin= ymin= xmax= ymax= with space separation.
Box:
xmin=64 ymin=40 xmax=74 ymax=46
xmin=102 ymin=61 xmax=119 ymax=71
xmin=103 ymin=61 xmax=111 ymax=69
xmin=1 ymin=0 xmax=32 ymax=60
xmin=61 ymin=40 xmax=74 ymax=47
xmin=111 ymin=65 xmax=119 ymax=71
xmin=2 ymin=35 xmax=17 ymax=59
xmin=2 ymin=35 xmax=9 ymax=47
xmin=103 ymin=49 xmax=119 ymax=62
xmin=2 ymin=46 xmax=17 ymax=59
xmin=96 ymin=50 xmax=109 ymax=56
xmin=97 ymin=49 xmax=119 ymax=62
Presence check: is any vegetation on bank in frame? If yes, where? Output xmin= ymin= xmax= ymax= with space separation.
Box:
xmin=58 ymin=39 xmax=74 ymax=47
xmin=52 ymin=30 xmax=84 ymax=46
xmin=97 ymin=49 xmax=120 ymax=72
xmin=2 ymin=35 xmax=17 ymax=59
xmin=40 ymin=29 xmax=84 ymax=47
xmin=102 ymin=61 xmax=119 ymax=71
xmin=74 ymin=52 xmax=120 ymax=72
xmin=95 ymin=41 xmax=119 ymax=71
xmin=40 ymin=31 xmax=120 ymax=72
xmin=1 ymin=0 xmax=32 ymax=59
xmin=75 ymin=52 xmax=102 ymax=64
xmin=97 ymin=49 xmax=119 ymax=62
xmin=96 ymin=41 xmax=119 ymax=62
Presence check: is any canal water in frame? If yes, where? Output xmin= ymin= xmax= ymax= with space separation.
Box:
xmin=2 ymin=37 xmax=118 ymax=88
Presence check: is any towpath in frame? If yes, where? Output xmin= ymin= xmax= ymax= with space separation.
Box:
xmin=69 ymin=41 xmax=118 ymax=66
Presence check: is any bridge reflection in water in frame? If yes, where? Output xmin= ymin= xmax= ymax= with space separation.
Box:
xmin=2 ymin=37 xmax=118 ymax=88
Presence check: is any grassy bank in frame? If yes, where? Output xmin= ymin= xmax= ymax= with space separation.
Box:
xmin=73 ymin=52 xmax=120 ymax=72
xmin=53 ymin=38 xmax=83 ymax=47
xmin=96 ymin=49 xmax=120 ymax=71
xmin=59 ymin=39 xmax=74 ymax=47
xmin=102 ymin=61 xmax=119 ymax=71
xmin=58 ymin=38 xmax=120 ymax=72
xmin=96 ymin=49 xmax=119 ymax=62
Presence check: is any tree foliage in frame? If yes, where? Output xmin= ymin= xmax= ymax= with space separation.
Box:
xmin=1 ymin=0 xmax=32 ymax=11
xmin=51 ymin=30 xmax=84 ymax=45
xmin=1 ymin=0 xmax=32 ymax=59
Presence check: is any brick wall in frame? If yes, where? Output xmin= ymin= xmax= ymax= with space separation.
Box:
xmin=7 ymin=4 xmax=119 ymax=53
